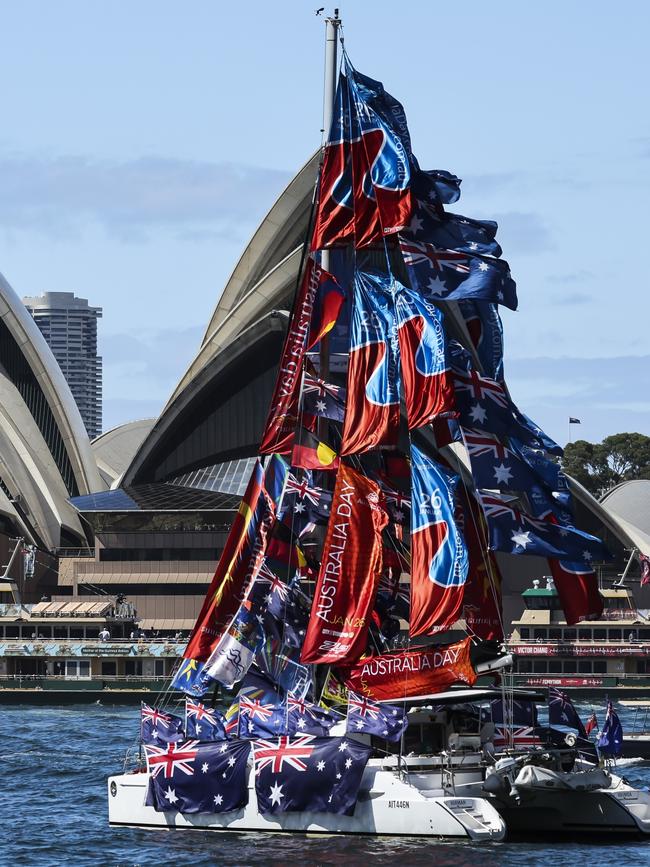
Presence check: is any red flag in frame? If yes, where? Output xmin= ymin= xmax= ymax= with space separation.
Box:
xmin=301 ymin=464 xmax=388 ymax=665
xmin=306 ymin=269 xmax=346 ymax=350
xmin=259 ymin=257 xmax=320 ymax=454
xmin=548 ymin=559 xmax=603 ymax=625
xmin=585 ymin=712 xmax=598 ymax=736
xmin=340 ymin=637 xmax=476 ymax=702
xmin=184 ymin=461 xmax=267 ymax=662
xmin=459 ymin=491 xmax=504 ymax=642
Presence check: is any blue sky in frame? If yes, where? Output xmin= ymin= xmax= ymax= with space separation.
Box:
xmin=1 ymin=1 xmax=648 ymax=445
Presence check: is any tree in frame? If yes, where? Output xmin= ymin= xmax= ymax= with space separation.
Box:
xmin=562 ymin=433 xmax=650 ymax=497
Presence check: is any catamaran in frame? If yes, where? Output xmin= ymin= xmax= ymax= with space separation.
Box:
xmin=108 ymin=12 xmax=650 ymax=840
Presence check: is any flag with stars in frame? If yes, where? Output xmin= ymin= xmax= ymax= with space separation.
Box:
xmin=145 ymin=739 xmax=250 ymax=814
xmin=478 ymin=491 xmax=608 ymax=562
xmin=280 ymin=471 xmax=332 ymax=530
xmin=345 ymin=691 xmax=408 ymax=742
xmin=548 ymin=687 xmax=587 ymax=737
xmin=301 ymin=375 xmax=346 ymax=422
xmin=598 ymin=701 xmax=623 ymax=758
xmin=141 ymin=702 xmax=185 ymax=746
xmin=262 ymin=576 xmax=310 ymax=649
xmin=458 ymin=299 xmax=504 ymax=383
xmin=399 ymin=236 xmax=517 ymax=310
xmin=287 ymin=695 xmax=339 ymax=736
xmin=171 ymin=657 xmax=212 ymax=698
xmin=185 ymin=699 xmax=228 ymax=741
xmin=235 ymin=670 xmax=288 ymax=739
xmin=252 ymin=735 xmax=372 ymax=815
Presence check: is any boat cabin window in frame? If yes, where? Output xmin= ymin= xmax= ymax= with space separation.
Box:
xmin=102 ymin=661 xmax=117 ymax=676
xmin=533 ymin=660 xmax=546 ymax=672
xmin=5 ymin=626 xmax=19 ymax=638
xmin=594 ymin=660 xmax=606 ymax=673
xmin=53 ymin=627 xmax=67 ymax=639
xmin=609 ymin=629 xmax=622 ymax=641
xmin=516 ymin=660 xmax=533 ymax=672
xmin=519 ymin=628 xmax=530 ymax=639
xmin=578 ymin=629 xmax=591 ymax=640
xmin=548 ymin=660 xmax=562 ymax=673
xmin=70 ymin=627 xmax=84 ymax=639
xmin=403 ymin=722 xmax=446 ymax=755
xmin=578 ymin=661 xmax=592 ymax=673
xmin=86 ymin=627 xmax=99 ymax=639
xmin=640 ymin=630 xmax=650 ymax=640
xmin=533 ymin=629 xmax=547 ymax=640
xmin=593 ymin=628 xmax=606 ymax=640
xmin=563 ymin=629 xmax=576 ymax=640
xmin=548 ymin=629 xmax=561 ymax=640
xmin=125 ymin=659 xmax=143 ymax=677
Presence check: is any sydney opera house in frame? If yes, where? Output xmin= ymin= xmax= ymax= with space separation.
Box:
xmin=1 ymin=151 xmax=650 ymax=687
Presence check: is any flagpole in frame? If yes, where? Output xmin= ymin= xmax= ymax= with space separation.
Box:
xmin=318 ymin=10 xmax=340 ymax=390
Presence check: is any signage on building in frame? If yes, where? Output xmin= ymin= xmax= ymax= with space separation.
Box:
xmin=511 ymin=644 xmax=648 ymax=658
xmin=523 ymin=676 xmax=604 ymax=688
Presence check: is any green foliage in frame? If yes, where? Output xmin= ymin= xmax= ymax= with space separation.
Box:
xmin=562 ymin=433 xmax=650 ymax=497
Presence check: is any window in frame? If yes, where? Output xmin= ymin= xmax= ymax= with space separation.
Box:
xmin=533 ymin=660 xmax=547 ymax=673
xmin=5 ymin=626 xmax=19 ymax=638
xmin=609 ymin=629 xmax=622 ymax=641
xmin=593 ymin=629 xmax=606 ymax=640
xmin=578 ymin=629 xmax=591 ymax=640
xmin=154 ymin=660 xmax=165 ymax=677
xmin=563 ymin=661 xmax=577 ymax=673
xmin=70 ymin=627 xmax=84 ymax=639
xmin=102 ymin=661 xmax=117 ymax=676
xmin=563 ymin=629 xmax=576 ymax=640
xmin=548 ymin=629 xmax=561 ymax=640
xmin=124 ymin=659 xmax=143 ymax=677
xmin=593 ymin=660 xmax=607 ymax=674
xmin=533 ymin=629 xmax=547 ymax=640
xmin=548 ymin=660 xmax=563 ymax=673
xmin=578 ymin=660 xmax=592 ymax=673
xmin=519 ymin=628 xmax=530 ymax=640
xmin=53 ymin=627 xmax=67 ymax=639
xmin=517 ymin=659 xmax=533 ymax=673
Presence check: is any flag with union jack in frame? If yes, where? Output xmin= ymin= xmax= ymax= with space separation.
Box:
xmin=301 ymin=375 xmax=346 ymax=422
xmin=184 ymin=699 xmax=228 ymax=741
xmin=140 ymin=702 xmax=184 ymax=746
xmin=286 ymin=694 xmax=339 ymax=736
xmin=346 ymin=690 xmax=408 ymax=742
xmin=252 ymin=734 xmax=371 ymax=815
xmin=490 ymin=698 xmax=540 ymax=749
xmin=399 ymin=237 xmax=517 ymax=310
xmin=145 ymin=739 xmax=250 ymax=814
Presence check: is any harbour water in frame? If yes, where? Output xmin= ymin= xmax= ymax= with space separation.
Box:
xmin=3 ymin=699 xmax=650 ymax=866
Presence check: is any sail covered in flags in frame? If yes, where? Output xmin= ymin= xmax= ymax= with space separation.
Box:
xmin=137 ymin=46 xmax=617 ymax=824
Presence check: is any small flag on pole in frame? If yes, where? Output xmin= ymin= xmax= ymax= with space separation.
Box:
xmin=569 ymin=417 xmax=581 ymax=424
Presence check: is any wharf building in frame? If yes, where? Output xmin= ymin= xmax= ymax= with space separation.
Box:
xmin=23 ymin=292 xmax=103 ymax=439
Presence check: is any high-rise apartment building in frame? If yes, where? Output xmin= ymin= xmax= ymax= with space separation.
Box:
xmin=23 ymin=292 xmax=102 ymax=439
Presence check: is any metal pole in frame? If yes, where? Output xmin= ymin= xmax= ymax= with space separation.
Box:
xmin=319 ymin=10 xmax=340 ymax=384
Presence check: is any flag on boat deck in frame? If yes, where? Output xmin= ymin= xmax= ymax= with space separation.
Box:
xmin=287 ymin=695 xmax=339 ymax=736
xmin=346 ymin=691 xmax=408 ymax=742
xmin=292 ymin=429 xmax=340 ymax=471
xmin=145 ymin=739 xmax=250 ymax=814
xmin=171 ymin=658 xmax=212 ymax=698
xmin=306 ymin=268 xmax=347 ymax=350
xmin=322 ymin=669 xmax=349 ymax=706
xmin=140 ymin=703 xmax=184 ymax=745
xmin=399 ymin=237 xmax=517 ymax=311
xmin=252 ymin=734 xmax=372 ymax=815
xmin=301 ymin=464 xmax=388 ymax=665
xmin=185 ymin=700 xmax=228 ymax=741
xmin=259 ymin=256 xmax=321 ymax=454
xmin=409 ymin=443 xmax=468 ymax=636
xmin=585 ymin=712 xmax=598 ymax=736
xmin=548 ymin=558 xmax=603 ymax=625
xmin=458 ymin=299 xmax=504 ymax=383
xmin=548 ymin=688 xmax=587 ymax=738
xmin=478 ymin=491 xmax=608 ymax=563
xmin=341 ymin=269 xmax=400 ymax=454
xmin=490 ymin=697 xmax=540 ymax=749
xmin=301 ymin=375 xmax=346 ymax=422
xmin=234 ymin=671 xmax=287 ymax=738
xmin=312 ymin=58 xmax=413 ymax=249
xmin=395 ymin=281 xmax=456 ymax=429
xmin=598 ymin=701 xmax=623 ymax=758
xmin=340 ymin=638 xmax=477 ymax=702
xmin=262 ymin=574 xmax=310 ymax=649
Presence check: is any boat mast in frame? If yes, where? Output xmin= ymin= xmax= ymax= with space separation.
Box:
xmin=319 ymin=9 xmax=340 ymax=383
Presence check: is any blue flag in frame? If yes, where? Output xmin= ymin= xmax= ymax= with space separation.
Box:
xmin=346 ymin=691 xmax=408 ymax=743
xmin=457 ymin=299 xmax=504 ymax=382
xmin=301 ymin=375 xmax=346 ymax=422
xmin=145 ymin=739 xmax=250 ymax=813
xmin=236 ymin=671 xmax=288 ymax=739
xmin=253 ymin=735 xmax=372 ymax=815
xmin=548 ymin=688 xmax=587 ymax=738
xmin=140 ymin=702 xmax=184 ymax=745
xmin=185 ymin=699 xmax=228 ymax=741
xmin=598 ymin=701 xmax=623 ymax=758
xmin=479 ymin=491 xmax=608 ymax=563
xmin=171 ymin=658 xmax=212 ymax=698
xmin=287 ymin=695 xmax=339 ymax=736
xmin=399 ymin=236 xmax=517 ymax=310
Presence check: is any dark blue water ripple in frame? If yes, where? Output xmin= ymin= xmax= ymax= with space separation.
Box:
xmin=2 ymin=700 xmax=650 ymax=866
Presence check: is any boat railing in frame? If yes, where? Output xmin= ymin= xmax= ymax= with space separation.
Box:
xmin=510 ymin=638 xmax=647 ymax=645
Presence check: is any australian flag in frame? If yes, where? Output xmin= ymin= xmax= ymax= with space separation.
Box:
xmin=141 ymin=702 xmax=184 ymax=745
xmin=301 ymin=375 xmax=346 ymax=422
xmin=548 ymin=688 xmax=587 ymax=737
xmin=171 ymin=658 xmax=212 ymax=699
xmin=145 ymin=739 xmax=250 ymax=814
xmin=281 ymin=471 xmax=332 ymax=528
xmin=253 ymin=735 xmax=372 ymax=815
xmin=490 ymin=697 xmax=540 ymax=748
xmin=399 ymin=236 xmax=517 ymax=310
xmin=185 ymin=699 xmax=228 ymax=741
xmin=261 ymin=572 xmax=310 ymax=649
xmin=458 ymin=299 xmax=504 ymax=383
xmin=346 ymin=691 xmax=408 ymax=743
xmin=479 ymin=491 xmax=608 ymax=563
xmin=287 ymin=694 xmax=339 ymax=736
xmin=598 ymin=701 xmax=623 ymax=758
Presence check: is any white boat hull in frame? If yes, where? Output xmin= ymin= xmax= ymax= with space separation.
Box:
xmin=107 ymin=762 xmax=506 ymax=841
